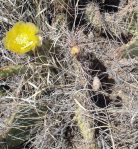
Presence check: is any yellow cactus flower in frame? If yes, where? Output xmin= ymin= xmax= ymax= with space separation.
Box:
xmin=71 ymin=45 xmax=80 ymax=56
xmin=3 ymin=21 xmax=41 ymax=54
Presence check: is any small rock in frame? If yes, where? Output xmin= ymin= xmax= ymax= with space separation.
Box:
xmin=92 ymin=76 xmax=101 ymax=91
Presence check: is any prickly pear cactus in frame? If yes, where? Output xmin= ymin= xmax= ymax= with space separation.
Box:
xmin=85 ymin=2 xmax=102 ymax=29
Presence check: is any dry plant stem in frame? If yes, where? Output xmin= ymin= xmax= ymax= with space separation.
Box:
xmin=72 ymin=58 xmax=96 ymax=149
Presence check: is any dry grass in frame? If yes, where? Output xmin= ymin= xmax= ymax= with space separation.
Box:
xmin=0 ymin=0 xmax=138 ymax=149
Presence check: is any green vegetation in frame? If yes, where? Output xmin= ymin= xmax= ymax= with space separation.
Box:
xmin=0 ymin=0 xmax=138 ymax=149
